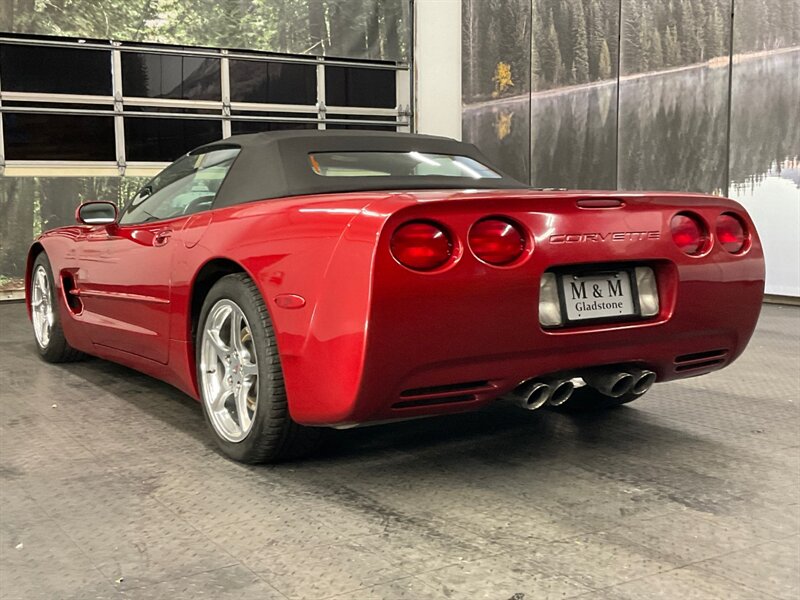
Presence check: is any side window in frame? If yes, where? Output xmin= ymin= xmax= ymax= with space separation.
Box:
xmin=120 ymin=147 xmax=240 ymax=225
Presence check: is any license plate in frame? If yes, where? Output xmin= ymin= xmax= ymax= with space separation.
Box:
xmin=560 ymin=271 xmax=636 ymax=322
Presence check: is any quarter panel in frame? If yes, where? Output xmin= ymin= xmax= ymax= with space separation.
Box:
xmin=176 ymin=194 xmax=393 ymax=414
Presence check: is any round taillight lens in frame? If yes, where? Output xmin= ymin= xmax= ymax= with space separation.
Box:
xmin=390 ymin=221 xmax=452 ymax=270
xmin=469 ymin=218 xmax=527 ymax=265
xmin=670 ymin=213 xmax=709 ymax=255
xmin=716 ymin=213 xmax=747 ymax=253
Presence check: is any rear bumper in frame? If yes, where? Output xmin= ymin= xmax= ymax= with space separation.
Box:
xmin=291 ymin=265 xmax=763 ymax=426
xmin=345 ymin=289 xmax=760 ymax=426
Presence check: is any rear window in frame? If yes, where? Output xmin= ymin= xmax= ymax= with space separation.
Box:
xmin=308 ymin=151 xmax=502 ymax=179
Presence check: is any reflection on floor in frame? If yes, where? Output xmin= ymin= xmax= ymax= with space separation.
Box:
xmin=0 ymin=302 xmax=798 ymax=600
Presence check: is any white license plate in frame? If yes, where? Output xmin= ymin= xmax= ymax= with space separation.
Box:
xmin=561 ymin=271 xmax=636 ymax=321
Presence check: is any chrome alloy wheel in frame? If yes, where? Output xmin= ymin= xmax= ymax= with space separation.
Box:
xmin=31 ymin=265 xmax=54 ymax=348
xmin=200 ymin=299 xmax=259 ymax=442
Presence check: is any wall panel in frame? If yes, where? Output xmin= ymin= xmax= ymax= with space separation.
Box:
xmin=728 ymin=39 xmax=800 ymax=295
xmin=462 ymin=0 xmax=532 ymax=183
xmin=529 ymin=0 xmax=619 ymax=189
xmin=617 ymin=0 xmax=732 ymax=194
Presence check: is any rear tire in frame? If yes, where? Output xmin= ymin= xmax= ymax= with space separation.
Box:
xmin=196 ymin=273 xmax=323 ymax=463
xmin=30 ymin=253 xmax=83 ymax=363
xmin=550 ymin=386 xmax=645 ymax=412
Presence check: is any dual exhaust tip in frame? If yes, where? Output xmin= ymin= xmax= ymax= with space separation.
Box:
xmin=510 ymin=368 xmax=657 ymax=411
xmin=510 ymin=378 xmax=576 ymax=411
xmin=584 ymin=368 xmax=657 ymax=398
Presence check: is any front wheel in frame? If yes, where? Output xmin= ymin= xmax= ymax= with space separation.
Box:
xmin=196 ymin=274 xmax=322 ymax=463
xmin=30 ymin=253 xmax=83 ymax=363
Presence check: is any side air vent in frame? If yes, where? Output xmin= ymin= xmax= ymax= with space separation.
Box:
xmin=393 ymin=380 xmax=495 ymax=409
xmin=399 ymin=380 xmax=492 ymax=398
xmin=674 ymin=349 xmax=729 ymax=372
xmin=393 ymin=395 xmax=476 ymax=409
xmin=61 ymin=273 xmax=83 ymax=314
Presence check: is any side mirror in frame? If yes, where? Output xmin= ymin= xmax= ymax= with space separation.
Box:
xmin=77 ymin=201 xmax=118 ymax=226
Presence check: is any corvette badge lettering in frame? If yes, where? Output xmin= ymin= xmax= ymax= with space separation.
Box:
xmin=549 ymin=231 xmax=660 ymax=243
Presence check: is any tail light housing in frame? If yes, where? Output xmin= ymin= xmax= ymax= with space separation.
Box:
xmin=469 ymin=217 xmax=527 ymax=266
xmin=390 ymin=221 xmax=452 ymax=270
xmin=716 ymin=213 xmax=748 ymax=253
xmin=670 ymin=213 xmax=709 ymax=255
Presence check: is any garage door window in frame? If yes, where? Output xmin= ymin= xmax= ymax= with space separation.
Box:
xmin=0 ymin=36 xmax=410 ymax=172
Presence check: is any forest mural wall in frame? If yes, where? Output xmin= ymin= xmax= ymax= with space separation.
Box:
xmin=1 ymin=0 xmax=410 ymax=61
xmin=0 ymin=178 xmax=148 ymax=297
xmin=463 ymin=0 xmax=800 ymax=295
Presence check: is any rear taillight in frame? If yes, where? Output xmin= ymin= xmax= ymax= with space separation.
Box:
xmin=670 ymin=213 xmax=709 ymax=255
xmin=469 ymin=218 xmax=527 ymax=266
xmin=390 ymin=221 xmax=452 ymax=270
xmin=716 ymin=213 xmax=747 ymax=253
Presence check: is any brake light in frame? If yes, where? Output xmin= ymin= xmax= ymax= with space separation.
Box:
xmin=716 ymin=213 xmax=747 ymax=253
xmin=390 ymin=221 xmax=452 ymax=270
xmin=469 ymin=218 xmax=527 ymax=265
xmin=670 ymin=213 xmax=709 ymax=255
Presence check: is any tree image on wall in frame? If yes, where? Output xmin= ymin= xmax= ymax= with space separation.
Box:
xmin=0 ymin=177 xmax=148 ymax=291
xmin=462 ymin=0 xmax=799 ymax=193
xmin=463 ymin=0 xmax=800 ymax=102
xmin=0 ymin=0 xmax=409 ymax=61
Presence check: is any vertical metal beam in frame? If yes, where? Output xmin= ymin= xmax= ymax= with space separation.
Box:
xmin=412 ymin=0 xmax=461 ymax=139
xmin=221 ymin=50 xmax=232 ymax=138
xmin=396 ymin=69 xmax=411 ymax=132
xmin=408 ymin=0 xmax=416 ymax=132
xmin=317 ymin=59 xmax=327 ymax=130
xmin=723 ymin=0 xmax=735 ymax=197
xmin=111 ymin=47 xmax=126 ymax=176
xmin=528 ymin=0 xmax=534 ymax=186
xmin=614 ymin=0 xmax=623 ymax=190
xmin=0 ymin=64 xmax=5 ymax=173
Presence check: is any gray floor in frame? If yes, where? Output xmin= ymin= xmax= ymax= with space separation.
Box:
xmin=0 ymin=302 xmax=798 ymax=600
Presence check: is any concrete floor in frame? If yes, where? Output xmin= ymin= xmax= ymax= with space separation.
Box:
xmin=0 ymin=302 xmax=798 ymax=600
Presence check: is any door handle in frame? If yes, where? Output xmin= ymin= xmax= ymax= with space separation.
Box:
xmin=153 ymin=229 xmax=172 ymax=246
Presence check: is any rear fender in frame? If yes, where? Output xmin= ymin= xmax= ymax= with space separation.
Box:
xmin=202 ymin=195 xmax=400 ymax=423
xmin=269 ymin=197 xmax=417 ymax=424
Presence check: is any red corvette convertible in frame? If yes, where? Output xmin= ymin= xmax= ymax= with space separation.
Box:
xmin=26 ymin=131 xmax=765 ymax=463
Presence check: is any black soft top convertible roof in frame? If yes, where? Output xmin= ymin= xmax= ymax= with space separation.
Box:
xmin=198 ymin=130 xmax=527 ymax=207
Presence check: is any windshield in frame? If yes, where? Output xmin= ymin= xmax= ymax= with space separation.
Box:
xmin=308 ymin=151 xmax=502 ymax=179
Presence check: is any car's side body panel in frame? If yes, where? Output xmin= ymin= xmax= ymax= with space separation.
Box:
xmin=70 ymin=221 xmax=177 ymax=363
xmin=28 ymin=188 xmax=764 ymax=427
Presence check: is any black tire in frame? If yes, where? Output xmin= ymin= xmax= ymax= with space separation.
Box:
xmin=550 ymin=385 xmax=645 ymax=413
xmin=196 ymin=273 xmax=323 ymax=463
xmin=30 ymin=253 xmax=83 ymax=363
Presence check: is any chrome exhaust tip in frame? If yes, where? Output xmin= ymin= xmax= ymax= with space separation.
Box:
xmin=546 ymin=379 xmax=575 ymax=407
xmin=630 ymin=369 xmax=657 ymax=395
xmin=583 ymin=370 xmax=636 ymax=398
xmin=510 ymin=380 xmax=552 ymax=410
